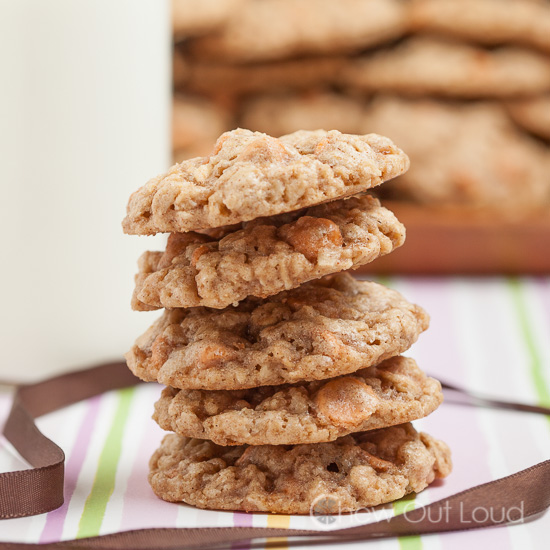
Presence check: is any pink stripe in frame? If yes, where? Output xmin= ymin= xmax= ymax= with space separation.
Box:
xmin=233 ymin=512 xmax=253 ymax=527
xmin=118 ymin=415 xmax=178 ymax=531
xmin=232 ymin=513 xmax=253 ymax=549
xmin=39 ymin=395 xmax=102 ymax=543
xmin=403 ymin=279 xmax=512 ymax=550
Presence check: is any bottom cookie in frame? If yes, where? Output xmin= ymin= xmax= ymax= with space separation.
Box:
xmin=148 ymin=423 xmax=451 ymax=514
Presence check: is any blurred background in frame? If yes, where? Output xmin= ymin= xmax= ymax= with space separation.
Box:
xmin=171 ymin=0 xmax=550 ymax=273
xmin=1 ymin=0 xmax=549 ymax=381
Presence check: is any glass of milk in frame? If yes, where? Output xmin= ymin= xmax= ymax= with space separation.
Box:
xmin=0 ymin=0 xmax=171 ymax=381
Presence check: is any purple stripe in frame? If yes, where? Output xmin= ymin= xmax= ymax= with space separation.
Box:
xmin=119 ymin=411 xmax=178 ymax=531
xmin=233 ymin=512 xmax=253 ymax=527
xmin=231 ymin=512 xmax=253 ymax=550
xmin=39 ymin=395 xmax=102 ymax=543
xmin=403 ymin=279 xmax=512 ymax=550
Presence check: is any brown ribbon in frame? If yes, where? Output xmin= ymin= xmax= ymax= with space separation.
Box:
xmin=1 ymin=361 xmax=549 ymax=549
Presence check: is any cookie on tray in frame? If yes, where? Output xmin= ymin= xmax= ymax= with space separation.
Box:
xmin=122 ymin=128 xmax=410 ymax=235
xmin=188 ymin=0 xmax=406 ymax=63
xmin=125 ymin=273 xmax=429 ymax=390
xmin=148 ymin=423 xmax=452 ymax=514
xmin=181 ymin=56 xmax=346 ymax=98
xmin=345 ymin=38 xmax=550 ymax=97
xmin=153 ymin=356 xmax=443 ymax=445
xmin=172 ymin=96 xmax=232 ymax=153
xmin=241 ymin=92 xmax=367 ymax=137
xmin=172 ymin=0 xmax=245 ymax=39
xmin=410 ymin=0 xmax=550 ymax=54
xmin=132 ymin=195 xmax=405 ymax=310
xmin=507 ymin=96 xmax=550 ymax=140
xmin=364 ymin=97 xmax=550 ymax=210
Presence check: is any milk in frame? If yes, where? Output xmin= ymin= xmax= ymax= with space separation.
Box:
xmin=0 ymin=0 xmax=171 ymax=381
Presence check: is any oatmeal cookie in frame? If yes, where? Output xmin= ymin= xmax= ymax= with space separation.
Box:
xmin=149 ymin=423 xmax=452 ymax=513
xmin=132 ymin=195 xmax=405 ymax=310
xmin=345 ymin=38 xmax=550 ymax=97
xmin=125 ymin=273 xmax=429 ymax=390
xmin=172 ymin=96 xmax=232 ymax=152
xmin=410 ymin=0 xmax=550 ymax=54
xmin=172 ymin=0 xmax=246 ymax=39
xmin=173 ymin=147 xmax=211 ymax=164
xmin=180 ymin=57 xmax=346 ymax=98
xmin=188 ymin=0 xmax=406 ymax=63
xmin=122 ymin=128 xmax=409 ymax=235
xmin=507 ymin=96 xmax=550 ymax=140
xmin=241 ymin=92 xmax=367 ymax=137
xmin=153 ymin=356 xmax=442 ymax=445
xmin=364 ymin=97 xmax=550 ymax=210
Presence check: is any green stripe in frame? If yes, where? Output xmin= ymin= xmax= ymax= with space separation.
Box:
xmin=77 ymin=387 xmax=136 ymax=538
xmin=393 ymin=494 xmax=422 ymax=550
xmin=508 ymin=279 xmax=550 ymax=424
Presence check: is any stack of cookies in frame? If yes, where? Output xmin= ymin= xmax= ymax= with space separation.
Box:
xmin=123 ymin=128 xmax=452 ymax=514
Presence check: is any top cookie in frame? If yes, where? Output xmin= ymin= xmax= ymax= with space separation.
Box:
xmin=122 ymin=128 xmax=409 ymax=235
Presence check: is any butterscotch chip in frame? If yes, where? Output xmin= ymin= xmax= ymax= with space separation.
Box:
xmin=410 ymin=0 xmax=550 ymax=54
xmin=125 ymin=273 xmax=429 ymax=390
xmin=153 ymin=356 xmax=443 ymax=445
xmin=148 ymin=423 xmax=452 ymax=514
xmin=179 ymin=57 xmax=346 ymax=98
xmin=188 ymin=0 xmax=406 ymax=63
xmin=240 ymin=92 xmax=367 ymax=137
xmin=507 ymin=96 xmax=550 ymax=140
xmin=122 ymin=128 xmax=409 ymax=235
xmin=131 ymin=195 xmax=405 ymax=310
xmin=345 ymin=38 xmax=550 ymax=97
xmin=364 ymin=97 xmax=550 ymax=210
xmin=172 ymin=0 xmax=246 ymax=39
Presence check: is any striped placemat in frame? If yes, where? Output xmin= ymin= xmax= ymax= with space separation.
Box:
xmin=1 ymin=276 xmax=549 ymax=549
